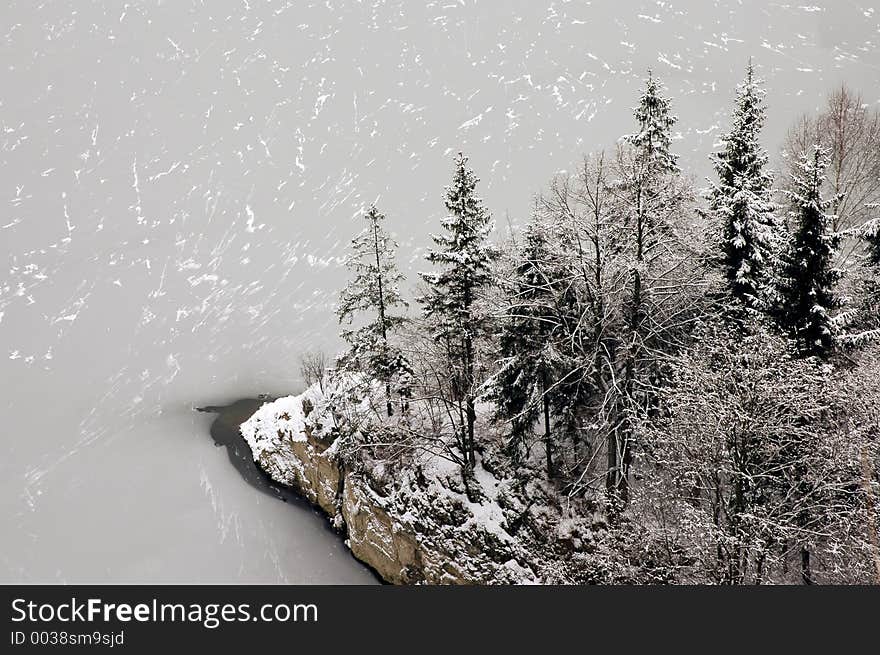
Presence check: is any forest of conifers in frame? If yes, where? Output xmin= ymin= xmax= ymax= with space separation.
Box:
xmin=321 ymin=63 xmax=880 ymax=584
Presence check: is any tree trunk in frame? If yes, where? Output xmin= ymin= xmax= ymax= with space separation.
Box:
xmin=385 ymin=383 xmax=393 ymax=417
xmin=610 ymin=178 xmax=644 ymax=511
xmin=543 ymin=391 xmax=553 ymax=478
xmin=801 ymin=547 xmax=812 ymax=585
xmin=606 ymin=427 xmax=622 ymax=516
xmin=461 ymin=464 xmax=476 ymax=503
xmin=466 ymin=396 xmax=477 ymax=468
xmin=370 ymin=216 xmax=393 ymax=419
xmin=462 ymin=280 xmax=477 ymax=468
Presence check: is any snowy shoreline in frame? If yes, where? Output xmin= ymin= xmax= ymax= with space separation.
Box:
xmin=237 ymin=382 xmax=545 ymax=584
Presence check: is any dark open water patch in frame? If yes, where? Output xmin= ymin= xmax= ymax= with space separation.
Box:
xmin=195 ymin=398 xmax=386 ymax=584
xmin=195 ymin=397 xmax=304 ymax=504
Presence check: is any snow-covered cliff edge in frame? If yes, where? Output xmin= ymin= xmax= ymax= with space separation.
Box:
xmin=239 ymin=381 xmax=542 ymax=584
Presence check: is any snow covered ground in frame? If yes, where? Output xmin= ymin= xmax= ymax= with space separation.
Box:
xmin=1 ymin=1 xmax=878 ymax=582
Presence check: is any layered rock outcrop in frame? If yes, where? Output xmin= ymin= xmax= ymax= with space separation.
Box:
xmin=239 ymin=385 xmax=534 ymax=584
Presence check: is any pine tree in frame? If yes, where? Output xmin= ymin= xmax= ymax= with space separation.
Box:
xmin=606 ymin=72 xmax=690 ymax=510
xmin=862 ymin=212 xmax=880 ymax=325
xmin=624 ymin=70 xmax=679 ymax=174
xmin=490 ymin=217 xmax=562 ymax=476
xmin=419 ymin=153 xmax=497 ymax=468
xmin=337 ymin=204 xmax=410 ymax=415
xmin=779 ymin=147 xmax=842 ymax=357
xmin=710 ymin=61 xmax=780 ymax=309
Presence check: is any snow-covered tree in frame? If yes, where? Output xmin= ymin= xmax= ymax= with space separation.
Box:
xmin=863 ymin=211 xmax=880 ymax=267
xmin=419 ymin=153 xmax=497 ymax=468
xmin=536 ymin=155 xmax=627 ymax=480
xmin=710 ymin=62 xmax=780 ymax=309
xmin=604 ymin=73 xmax=699 ymax=510
xmin=489 ymin=215 xmax=564 ymax=475
xmin=843 ymin=211 xmax=880 ymax=349
xmin=630 ymin=318 xmax=872 ymax=584
xmin=778 ymin=147 xmax=842 ymax=358
xmin=625 ymin=70 xmax=679 ymax=174
xmin=337 ymin=204 xmax=411 ymax=415
xmin=784 ymin=84 xmax=880 ymax=265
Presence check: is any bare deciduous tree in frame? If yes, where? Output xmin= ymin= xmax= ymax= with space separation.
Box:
xmin=299 ymin=350 xmax=330 ymax=392
xmin=630 ymin=320 xmax=877 ymax=584
xmin=783 ymin=84 xmax=880 ymax=264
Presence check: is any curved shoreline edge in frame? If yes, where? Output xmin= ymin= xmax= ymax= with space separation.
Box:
xmin=197 ymin=398 xmax=386 ymax=584
xmin=236 ymin=397 xmax=470 ymax=584
xmin=236 ymin=386 xmax=541 ymax=585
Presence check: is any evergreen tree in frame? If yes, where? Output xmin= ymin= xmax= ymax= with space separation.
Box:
xmin=862 ymin=213 xmax=880 ymax=327
xmin=419 ymin=153 xmax=497 ymax=468
xmin=337 ymin=204 xmax=410 ymax=415
xmin=863 ymin=212 xmax=880 ymax=266
xmin=607 ymin=72 xmax=690 ymax=509
xmin=779 ymin=147 xmax=842 ymax=357
xmin=624 ymin=70 xmax=679 ymax=174
xmin=490 ymin=217 xmax=563 ymax=476
xmin=710 ymin=61 xmax=780 ymax=309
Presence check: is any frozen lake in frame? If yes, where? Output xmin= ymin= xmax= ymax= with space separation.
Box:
xmin=1 ymin=0 xmax=878 ymax=582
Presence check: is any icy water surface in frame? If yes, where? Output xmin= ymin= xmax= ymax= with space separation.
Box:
xmin=1 ymin=1 xmax=878 ymax=582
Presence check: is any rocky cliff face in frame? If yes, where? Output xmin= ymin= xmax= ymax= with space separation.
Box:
xmin=239 ymin=384 xmax=537 ymax=584
xmin=249 ymin=422 xmax=471 ymax=583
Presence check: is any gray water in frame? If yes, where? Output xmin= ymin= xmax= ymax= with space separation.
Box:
xmin=1 ymin=1 xmax=878 ymax=583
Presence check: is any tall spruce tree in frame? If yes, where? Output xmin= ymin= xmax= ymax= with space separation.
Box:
xmin=780 ymin=147 xmax=842 ymax=357
xmin=337 ymin=204 xmax=410 ymax=415
xmin=626 ymin=70 xmax=679 ymax=174
xmin=419 ymin=153 xmax=497 ymax=468
xmin=490 ymin=217 xmax=562 ymax=476
xmin=605 ymin=71 xmax=686 ymax=509
xmin=710 ymin=61 xmax=780 ymax=309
